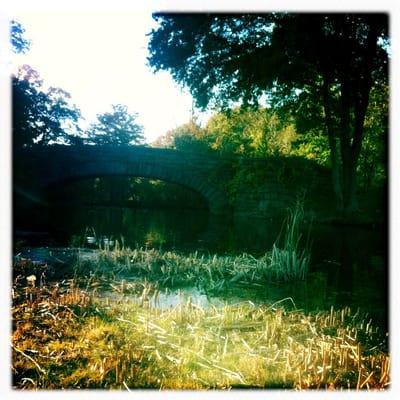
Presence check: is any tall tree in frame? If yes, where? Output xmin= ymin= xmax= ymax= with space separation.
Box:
xmin=86 ymin=104 xmax=145 ymax=145
xmin=148 ymin=13 xmax=389 ymax=216
xmin=12 ymin=65 xmax=82 ymax=147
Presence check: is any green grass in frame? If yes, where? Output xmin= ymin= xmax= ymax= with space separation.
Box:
xmin=12 ymin=280 xmax=390 ymax=390
xmin=270 ymin=202 xmax=311 ymax=281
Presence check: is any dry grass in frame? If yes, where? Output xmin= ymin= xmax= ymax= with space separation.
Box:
xmin=12 ymin=280 xmax=390 ymax=390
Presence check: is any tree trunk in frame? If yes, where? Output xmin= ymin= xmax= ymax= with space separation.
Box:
xmin=342 ymin=18 xmax=379 ymax=218
xmin=337 ymin=17 xmax=358 ymax=218
xmin=321 ymin=74 xmax=344 ymax=212
xmin=329 ymin=136 xmax=344 ymax=212
xmin=341 ymin=155 xmax=359 ymax=216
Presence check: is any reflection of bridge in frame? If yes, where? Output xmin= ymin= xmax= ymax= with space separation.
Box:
xmin=14 ymin=145 xmax=232 ymax=215
xmin=14 ymin=145 xmax=333 ymax=218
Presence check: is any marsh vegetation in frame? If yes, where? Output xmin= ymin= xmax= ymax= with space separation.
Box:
xmin=12 ymin=205 xmax=389 ymax=390
xmin=12 ymin=277 xmax=389 ymax=390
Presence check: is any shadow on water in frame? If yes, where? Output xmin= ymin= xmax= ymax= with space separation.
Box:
xmin=14 ymin=205 xmax=388 ymax=330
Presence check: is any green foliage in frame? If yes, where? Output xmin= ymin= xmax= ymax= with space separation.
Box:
xmin=11 ymin=24 xmax=82 ymax=147
xmin=152 ymin=119 xmax=212 ymax=153
xmin=148 ymin=13 xmax=389 ymax=215
xmin=152 ymin=108 xmax=331 ymax=207
xmin=148 ymin=14 xmax=388 ymax=112
xmin=291 ymin=132 xmax=330 ymax=165
xmin=205 ymin=108 xmax=298 ymax=156
xmin=225 ymin=156 xmax=324 ymax=206
xmin=148 ymin=14 xmax=276 ymax=109
xmin=357 ymin=84 xmax=388 ymax=189
xmin=205 ymin=110 xmax=256 ymax=155
xmin=12 ymin=65 xmax=82 ymax=148
xmin=154 ymin=107 xmax=299 ymax=158
xmin=86 ymin=104 xmax=145 ymax=145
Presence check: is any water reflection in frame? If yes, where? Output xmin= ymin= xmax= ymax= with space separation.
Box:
xmin=46 ymin=206 xmax=287 ymax=255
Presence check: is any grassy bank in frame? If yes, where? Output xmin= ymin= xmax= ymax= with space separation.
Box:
xmin=12 ymin=279 xmax=389 ymax=390
xmin=12 ymin=205 xmax=389 ymax=390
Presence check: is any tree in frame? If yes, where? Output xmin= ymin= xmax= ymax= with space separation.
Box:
xmin=153 ymin=119 xmax=211 ymax=153
xmin=148 ymin=13 xmax=389 ymax=216
xmin=86 ymin=104 xmax=145 ymax=145
xmin=205 ymin=108 xmax=298 ymax=156
xmin=154 ymin=108 xmax=298 ymax=158
xmin=11 ymin=22 xmax=82 ymax=147
xmin=11 ymin=20 xmax=31 ymax=54
xmin=12 ymin=65 xmax=82 ymax=147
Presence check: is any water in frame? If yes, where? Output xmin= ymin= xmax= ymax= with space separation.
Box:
xmin=14 ymin=206 xmax=388 ymax=330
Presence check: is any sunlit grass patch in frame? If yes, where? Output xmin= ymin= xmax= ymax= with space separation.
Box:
xmin=12 ymin=281 xmax=390 ymax=390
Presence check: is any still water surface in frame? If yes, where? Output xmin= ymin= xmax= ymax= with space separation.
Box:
xmin=16 ymin=206 xmax=388 ymax=329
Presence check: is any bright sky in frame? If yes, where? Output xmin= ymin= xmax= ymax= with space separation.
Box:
xmin=11 ymin=11 xmax=201 ymax=143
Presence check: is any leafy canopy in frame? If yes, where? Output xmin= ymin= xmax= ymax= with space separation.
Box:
xmin=86 ymin=104 xmax=145 ymax=146
xmin=148 ymin=13 xmax=388 ymax=111
xmin=148 ymin=13 xmax=389 ymax=214
xmin=13 ymin=65 xmax=82 ymax=147
xmin=153 ymin=108 xmax=299 ymax=158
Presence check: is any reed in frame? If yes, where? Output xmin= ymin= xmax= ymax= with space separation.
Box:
xmin=269 ymin=201 xmax=310 ymax=281
xmin=72 ymin=244 xmax=307 ymax=293
xmin=12 ymin=280 xmax=390 ymax=390
xmin=69 ymin=203 xmax=311 ymax=287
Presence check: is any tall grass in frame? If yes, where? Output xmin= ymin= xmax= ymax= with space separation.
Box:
xmin=70 ymin=204 xmax=311 ymax=289
xmin=72 ymin=247 xmax=298 ymax=292
xmin=270 ymin=202 xmax=311 ymax=281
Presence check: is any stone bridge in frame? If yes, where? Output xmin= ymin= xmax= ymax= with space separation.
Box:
xmin=14 ymin=145 xmax=233 ymax=215
xmin=14 ymin=145 xmax=334 ymax=218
